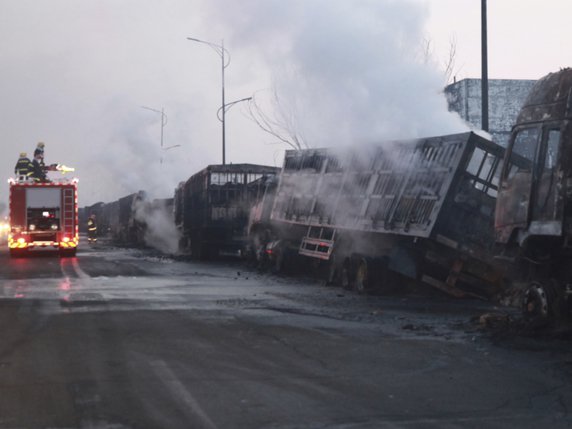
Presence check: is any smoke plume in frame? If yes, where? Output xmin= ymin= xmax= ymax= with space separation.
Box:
xmin=133 ymin=197 xmax=181 ymax=254
xmin=203 ymin=0 xmax=467 ymax=147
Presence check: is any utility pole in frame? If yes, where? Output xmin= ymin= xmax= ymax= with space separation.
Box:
xmin=481 ymin=0 xmax=489 ymax=132
xmin=187 ymin=37 xmax=230 ymax=165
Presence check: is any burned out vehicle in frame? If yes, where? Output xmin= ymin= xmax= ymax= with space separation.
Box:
xmin=495 ymin=68 xmax=572 ymax=323
xmin=175 ymin=163 xmax=280 ymax=258
xmin=84 ymin=191 xmax=160 ymax=247
xmin=255 ymin=132 xmax=506 ymax=299
xmin=250 ymin=68 xmax=572 ymax=325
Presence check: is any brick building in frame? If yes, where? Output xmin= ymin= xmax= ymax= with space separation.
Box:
xmin=445 ymin=79 xmax=536 ymax=147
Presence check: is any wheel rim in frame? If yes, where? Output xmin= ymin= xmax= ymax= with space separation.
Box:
xmin=523 ymin=282 xmax=550 ymax=324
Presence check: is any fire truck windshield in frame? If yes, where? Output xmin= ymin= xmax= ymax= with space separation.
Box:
xmin=27 ymin=208 xmax=60 ymax=231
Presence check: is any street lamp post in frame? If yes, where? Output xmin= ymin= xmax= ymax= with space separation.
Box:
xmin=187 ymin=37 xmax=229 ymax=164
xmin=141 ymin=106 xmax=169 ymax=164
xmin=141 ymin=106 xmax=168 ymax=148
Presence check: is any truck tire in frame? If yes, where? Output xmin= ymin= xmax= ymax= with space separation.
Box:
xmin=326 ymin=254 xmax=340 ymax=286
xmin=341 ymin=258 xmax=353 ymax=290
xmin=522 ymin=280 xmax=564 ymax=327
xmin=272 ymin=248 xmax=285 ymax=274
xmin=60 ymin=248 xmax=77 ymax=258
xmin=354 ymin=258 xmax=370 ymax=294
xmin=9 ymin=248 xmax=27 ymax=258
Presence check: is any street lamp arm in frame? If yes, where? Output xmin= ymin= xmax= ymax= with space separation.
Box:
xmin=141 ymin=105 xmax=162 ymax=114
xmin=186 ymin=37 xmax=230 ymax=67
xmin=217 ymin=97 xmax=252 ymax=122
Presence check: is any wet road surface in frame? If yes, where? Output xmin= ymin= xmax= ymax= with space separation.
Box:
xmin=0 ymin=240 xmax=571 ymax=428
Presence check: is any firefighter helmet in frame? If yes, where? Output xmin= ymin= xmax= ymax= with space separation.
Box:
xmin=19 ymin=152 xmax=27 ymax=157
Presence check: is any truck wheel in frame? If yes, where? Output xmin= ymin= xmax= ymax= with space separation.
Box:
xmin=326 ymin=254 xmax=339 ymax=286
xmin=9 ymin=249 xmax=27 ymax=258
xmin=341 ymin=258 xmax=353 ymax=290
xmin=272 ymin=249 xmax=285 ymax=274
xmin=60 ymin=249 xmax=77 ymax=258
xmin=522 ymin=281 xmax=563 ymax=327
xmin=355 ymin=258 xmax=370 ymax=294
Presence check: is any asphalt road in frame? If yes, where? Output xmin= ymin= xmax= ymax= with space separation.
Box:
xmin=0 ymin=240 xmax=571 ymax=428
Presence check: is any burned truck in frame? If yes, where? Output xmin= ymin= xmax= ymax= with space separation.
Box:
xmin=495 ymin=68 xmax=572 ymax=323
xmin=257 ymin=132 xmax=507 ymax=299
xmin=175 ymin=163 xmax=280 ymax=258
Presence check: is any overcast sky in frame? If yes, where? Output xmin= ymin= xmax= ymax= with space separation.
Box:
xmin=1 ymin=0 xmax=570 ymax=208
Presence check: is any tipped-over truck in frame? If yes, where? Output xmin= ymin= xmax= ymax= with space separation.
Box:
xmin=8 ymin=177 xmax=79 ymax=257
xmin=258 ymin=131 xmax=506 ymax=299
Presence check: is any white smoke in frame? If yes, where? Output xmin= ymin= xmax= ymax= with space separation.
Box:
xmin=202 ymin=0 xmax=468 ymax=147
xmin=133 ymin=197 xmax=180 ymax=254
xmin=0 ymin=0 xmax=468 ymax=209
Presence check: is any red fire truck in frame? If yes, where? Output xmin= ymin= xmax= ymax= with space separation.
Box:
xmin=8 ymin=178 xmax=79 ymax=257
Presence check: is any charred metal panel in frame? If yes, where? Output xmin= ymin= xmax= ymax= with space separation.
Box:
xmin=272 ymin=133 xmax=493 ymax=239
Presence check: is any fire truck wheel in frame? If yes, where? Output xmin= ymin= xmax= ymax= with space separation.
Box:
xmin=9 ymin=248 xmax=27 ymax=258
xmin=60 ymin=249 xmax=77 ymax=258
xmin=354 ymin=259 xmax=370 ymax=294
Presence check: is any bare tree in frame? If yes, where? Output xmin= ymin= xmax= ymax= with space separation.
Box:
xmin=246 ymin=88 xmax=309 ymax=151
xmin=420 ymin=37 xmax=434 ymax=65
xmin=421 ymin=34 xmax=461 ymax=85
xmin=443 ymin=35 xmax=460 ymax=85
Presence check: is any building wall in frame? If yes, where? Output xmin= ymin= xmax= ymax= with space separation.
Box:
xmin=445 ymin=79 xmax=536 ymax=147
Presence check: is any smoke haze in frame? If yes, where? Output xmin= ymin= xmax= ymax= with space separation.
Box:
xmin=0 ymin=0 xmax=466 ymax=211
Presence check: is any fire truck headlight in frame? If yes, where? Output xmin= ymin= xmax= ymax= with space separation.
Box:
xmin=51 ymin=224 xmax=58 ymax=230
xmin=29 ymin=224 xmax=36 ymax=231
xmin=63 ymin=236 xmax=70 ymax=243
xmin=17 ymin=237 xmax=26 ymax=244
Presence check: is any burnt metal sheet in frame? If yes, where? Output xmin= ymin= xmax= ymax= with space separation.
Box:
xmin=271 ymin=132 xmax=492 ymax=239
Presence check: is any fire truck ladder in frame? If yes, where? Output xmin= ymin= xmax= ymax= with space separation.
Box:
xmin=299 ymin=226 xmax=336 ymax=260
xmin=63 ymin=188 xmax=74 ymax=236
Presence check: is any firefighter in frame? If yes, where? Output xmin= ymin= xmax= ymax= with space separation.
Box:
xmin=14 ymin=152 xmax=33 ymax=180
xmin=87 ymin=214 xmax=98 ymax=244
xmin=30 ymin=152 xmax=48 ymax=182
xmin=34 ymin=142 xmax=45 ymax=168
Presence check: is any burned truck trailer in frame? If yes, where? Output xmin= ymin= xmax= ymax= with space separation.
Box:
xmin=175 ymin=163 xmax=280 ymax=258
xmin=8 ymin=178 xmax=79 ymax=257
xmin=264 ymin=132 xmax=507 ymax=297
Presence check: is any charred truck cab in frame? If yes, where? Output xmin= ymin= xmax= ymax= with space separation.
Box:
xmin=8 ymin=178 xmax=79 ymax=257
xmin=496 ymin=68 xmax=572 ymax=322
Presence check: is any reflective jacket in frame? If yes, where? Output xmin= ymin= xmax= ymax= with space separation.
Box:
xmin=87 ymin=219 xmax=97 ymax=232
xmin=14 ymin=157 xmax=33 ymax=177
xmin=31 ymin=158 xmax=47 ymax=181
